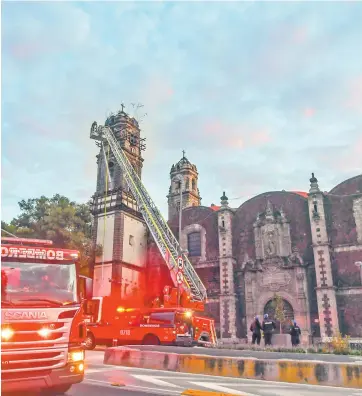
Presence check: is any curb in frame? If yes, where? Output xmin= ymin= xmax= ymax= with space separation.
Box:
xmin=103 ymin=347 xmax=362 ymax=389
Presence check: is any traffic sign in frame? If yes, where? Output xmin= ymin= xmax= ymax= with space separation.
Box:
xmin=177 ymin=256 xmax=184 ymax=270
xmin=176 ymin=271 xmax=184 ymax=285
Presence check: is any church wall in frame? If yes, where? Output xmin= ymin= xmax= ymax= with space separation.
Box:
xmin=324 ymin=195 xmax=359 ymax=246
xmin=336 ymin=294 xmax=362 ymax=337
xmin=95 ymin=213 xmax=115 ymax=263
xmin=232 ymin=192 xmax=313 ymax=265
xmin=169 ymin=206 xmax=220 ymax=262
xmin=122 ymin=215 xmax=148 ymax=267
xmin=332 ymin=250 xmax=362 ymax=287
xmin=329 ymin=175 xmax=362 ymax=196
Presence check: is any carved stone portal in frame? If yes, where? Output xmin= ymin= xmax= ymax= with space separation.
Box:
xmin=243 ymin=201 xmax=311 ymax=343
xmin=261 ymin=262 xmax=292 ymax=292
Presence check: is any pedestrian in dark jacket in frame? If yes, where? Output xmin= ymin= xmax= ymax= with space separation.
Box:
xmin=289 ymin=320 xmax=301 ymax=347
xmin=262 ymin=314 xmax=276 ymax=346
xmin=250 ymin=315 xmax=262 ymax=345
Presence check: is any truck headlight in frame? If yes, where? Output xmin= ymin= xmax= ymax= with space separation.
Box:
xmin=1 ymin=327 xmax=14 ymax=341
xmin=38 ymin=327 xmax=51 ymax=338
xmin=68 ymin=350 xmax=84 ymax=362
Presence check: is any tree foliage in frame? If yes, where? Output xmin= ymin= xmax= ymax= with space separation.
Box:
xmin=1 ymin=194 xmax=101 ymax=276
xmin=272 ymin=293 xmax=286 ymax=333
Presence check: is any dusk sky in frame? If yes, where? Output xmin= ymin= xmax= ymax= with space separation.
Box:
xmin=2 ymin=1 xmax=362 ymax=222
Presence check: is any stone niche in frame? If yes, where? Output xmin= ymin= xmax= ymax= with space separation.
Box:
xmin=243 ymin=201 xmax=310 ymax=344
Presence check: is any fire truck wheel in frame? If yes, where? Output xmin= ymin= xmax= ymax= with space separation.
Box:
xmin=84 ymin=332 xmax=96 ymax=350
xmin=142 ymin=334 xmax=160 ymax=345
xmin=41 ymin=384 xmax=72 ymax=394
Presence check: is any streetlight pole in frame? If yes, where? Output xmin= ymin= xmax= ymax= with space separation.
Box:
xmin=174 ymin=175 xmax=183 ymax=307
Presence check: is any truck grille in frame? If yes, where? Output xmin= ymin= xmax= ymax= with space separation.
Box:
xmin=1 ymin=349 xmax=66 ymax=372
xmin=1 ymin=320 xmax=71 ymax=373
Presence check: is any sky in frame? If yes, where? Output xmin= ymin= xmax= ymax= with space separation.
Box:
xmin=2 ymin=1 xmax=362 ymax=222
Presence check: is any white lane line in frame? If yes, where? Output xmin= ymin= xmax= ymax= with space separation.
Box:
xmin=131 ymin=374 xmax=182 ymax=388
xmin=108 ymin=365 xmax=360 ymax=391
xmin=189 ymin=381 xmax=258 ymax=396
xmin=85 ymin=378 xmax=181 ymax=394
xmin=86 ymin=368 xmax=115 ymax=374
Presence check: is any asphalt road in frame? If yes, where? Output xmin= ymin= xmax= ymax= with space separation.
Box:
xmin=109 ymin=345 xmax=362 ymax=363
xmin=4 ymin=351 xmax=361 ymax=396
xmin=65 ymin=351 xmax=362 ymax=396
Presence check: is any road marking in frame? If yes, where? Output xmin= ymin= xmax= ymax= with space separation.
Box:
xmin=86 ymin=368 xmax=114 ymax=374
xmin=132 ymin=374 xmax=183 ymax=388
xmin=109 ymin=365 xmax=361 ymax=391
xmin=189 ymin=382 xmax=258 ymax=396
xmin=85 ymin=378 xmax=181 ymax=394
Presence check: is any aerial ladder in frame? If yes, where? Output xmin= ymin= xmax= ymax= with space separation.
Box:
xmin=90 ymin=122 xmax=208 ymax=307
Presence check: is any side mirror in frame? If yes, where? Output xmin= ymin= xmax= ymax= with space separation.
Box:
xmin=84 ymin=277 xmax=93 ymax=300
xmin=83 ymin=300 xmax=96 ymax=316
xmin=79 ymin=275 xmax=93 ymax=300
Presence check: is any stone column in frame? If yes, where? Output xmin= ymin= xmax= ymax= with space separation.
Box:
xmin=218 ymin=192 xmax=239 ymax=342
xmin=308 ymin=173 xmax=339 ymax=340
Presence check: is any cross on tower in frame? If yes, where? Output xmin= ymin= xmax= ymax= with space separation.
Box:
xmin=121 ymin=103 xmax=125 ymax=112
xmin=182 ymin=150 xmax=186 ymax=158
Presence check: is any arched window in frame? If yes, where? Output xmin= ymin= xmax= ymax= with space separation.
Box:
xmin=192 ymin=179 xmax=196 ymax=191
xmin=187 ymin=232 xmax=201 ymax=257
xmin=263 ymin=298 xmax=294 ymax=334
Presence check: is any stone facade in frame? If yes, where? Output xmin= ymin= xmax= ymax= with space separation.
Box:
xmin=167 ymin=163 xmax=362 ymax=343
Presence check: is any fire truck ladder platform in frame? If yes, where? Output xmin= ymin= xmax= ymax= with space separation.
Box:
xmin=90 ymin=123 xmax=207 ymax=303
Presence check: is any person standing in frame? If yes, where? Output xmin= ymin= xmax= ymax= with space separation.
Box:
xmin=250 ymin=315 xmax=262 ymax=345
xmin=289 ymin=320 xmax=301 ymax=347
xmin=262 ymin=314 xmax=276 ymax=346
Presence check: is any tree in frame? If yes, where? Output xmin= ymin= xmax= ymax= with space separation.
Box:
xmin=1 ymin=194 xmax=102 ymax=276
xmin=272 ymin=293 xmax=286 ymax=333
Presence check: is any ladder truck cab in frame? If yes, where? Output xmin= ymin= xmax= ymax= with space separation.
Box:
xmin=1 ymin=237 xmax=93 ymax=394
xmin=83 ymin=296 xmax=217 ymax=349
xmin=85 ymin=121 xmax=218 ymax=349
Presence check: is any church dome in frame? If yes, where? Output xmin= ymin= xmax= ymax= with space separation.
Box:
xmin=170 ymin=151 xmax=197 ymax=174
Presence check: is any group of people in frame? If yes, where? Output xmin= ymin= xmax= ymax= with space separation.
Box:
xmin=250 ymin=314 xmax=301 ymax=347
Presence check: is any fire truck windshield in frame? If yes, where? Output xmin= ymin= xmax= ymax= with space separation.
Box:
xmin=1 ymin=261 xmax=78 ymax=307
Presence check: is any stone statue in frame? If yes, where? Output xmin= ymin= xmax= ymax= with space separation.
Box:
xmin=288 ymin=247 xmax=304 ymax=267
xmin=266 ymin=232 xmax=276 ymax=256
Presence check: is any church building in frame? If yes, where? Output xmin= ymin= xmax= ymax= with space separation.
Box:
xmin=167 ymin=153 xmax=362 ymax=343
xmin=89 ymin=107 xmax=362 ymax=344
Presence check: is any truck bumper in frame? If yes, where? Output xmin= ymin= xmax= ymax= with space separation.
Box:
xmin=1 ymin=362 xmax=84 ymax=393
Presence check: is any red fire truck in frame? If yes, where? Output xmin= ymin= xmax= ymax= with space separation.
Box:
xmin=83 ymin=294 xmax=217 ymax=349
xmin=1 ymin=237 xmax=93 ymax=394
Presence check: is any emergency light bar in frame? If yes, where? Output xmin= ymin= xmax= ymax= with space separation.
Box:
xmin=1 ymin=237 xmax=54 ymax=246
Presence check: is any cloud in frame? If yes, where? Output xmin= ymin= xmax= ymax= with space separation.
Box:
xmin=2 ymin=1 xmax=362 ymax=222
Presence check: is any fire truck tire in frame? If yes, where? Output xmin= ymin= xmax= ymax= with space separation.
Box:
xmin=142 ymin=334 xmax=160 ymax=345
xmin=84 ymin=332 xmax=96 ymax=350
xmin=41 ymin=384 xmax=72 ymax=394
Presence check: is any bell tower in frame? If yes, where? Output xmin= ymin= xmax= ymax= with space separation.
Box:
xmin=167 ymin=151 xmax=201 ymax=220
xmin=90 ymin=106 xmax=148 ymax=299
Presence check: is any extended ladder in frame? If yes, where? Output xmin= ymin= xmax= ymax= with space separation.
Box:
xmin=90 ymin=123 xmax=207 ymax=302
